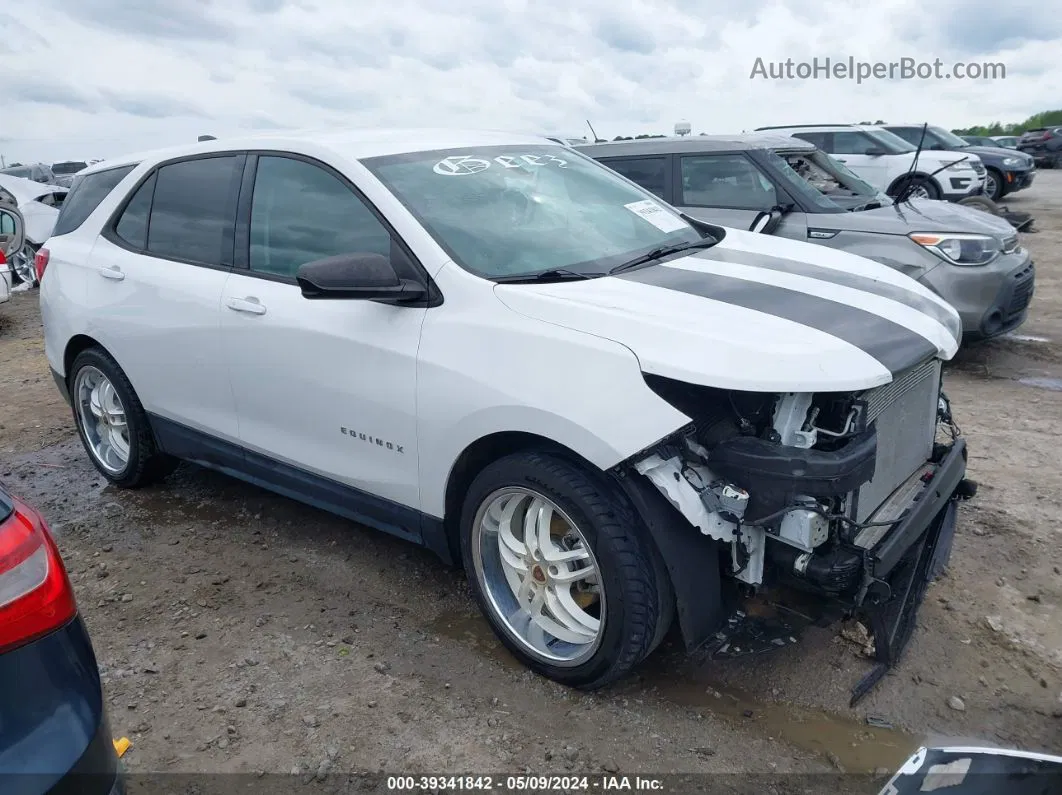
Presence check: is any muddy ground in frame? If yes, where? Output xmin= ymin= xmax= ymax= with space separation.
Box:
xmin=1 ymin=176 xmax=1060 ymax=787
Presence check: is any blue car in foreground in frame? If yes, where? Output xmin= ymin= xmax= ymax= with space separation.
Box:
xmin=0 ymin=483 xmax=122 ymax=795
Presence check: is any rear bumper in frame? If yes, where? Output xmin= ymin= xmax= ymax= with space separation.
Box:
xmin=45 ymin=719 xmax=121 ymax=795
xmin=51 ymin=366 xmax=71 ymax=406
xmin=0 ymin=618 xmax=119 ymax=795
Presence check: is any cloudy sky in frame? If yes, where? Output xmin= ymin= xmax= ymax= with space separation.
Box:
xmin=0 ymin=0 xmax=1057 ymax=163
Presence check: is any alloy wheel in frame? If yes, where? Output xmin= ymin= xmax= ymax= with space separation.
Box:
xmin=471 ymin=488 xmax=604 ymax=667
xmin=74 ymin=366 xmax=131 ymax=474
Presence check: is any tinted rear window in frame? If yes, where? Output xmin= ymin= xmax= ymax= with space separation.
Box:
xmin=145 ymin=156 xmax=241 ymax=265
xmin=114 ymin=172 xmax=157 ymax=250
xmin=53 ymin=165 xmax=136 ymax=237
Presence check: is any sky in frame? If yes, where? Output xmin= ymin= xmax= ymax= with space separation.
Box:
xmin=0 ymin=0 xmax=1058 ymax=164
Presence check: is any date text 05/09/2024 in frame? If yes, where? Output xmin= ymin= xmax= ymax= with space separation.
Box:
xmin=386 ymin=775 xmax=666 ymax=792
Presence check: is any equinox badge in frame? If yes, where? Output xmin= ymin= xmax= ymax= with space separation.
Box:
xmin=340 ymin=427 xmax=404 ymax=454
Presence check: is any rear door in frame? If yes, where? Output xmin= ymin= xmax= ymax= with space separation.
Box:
xmin=84 ymin=154 xmax=244 ymax=442
xmin=672 ymin=152 xmax=781 ymax=230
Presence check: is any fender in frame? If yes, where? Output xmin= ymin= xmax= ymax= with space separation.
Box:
xmin=613 ymin=468 xmax=728 ymax=652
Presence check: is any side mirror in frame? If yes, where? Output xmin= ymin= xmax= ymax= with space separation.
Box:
xmin=296 ymin=253 xmax=426 ymax=303
xmin=0 ymin=205 xmax=26 ymax=260
xmin=864 ymin=148 xmax=886 ymax=157
xmin=749 ymin=209 xmax=782 ymax=234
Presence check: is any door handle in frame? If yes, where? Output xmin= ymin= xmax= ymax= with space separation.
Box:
xmin=226 ymin=297 xmax=267 ymax=315
xmin=835 ymin=158 xmax=847 ymax=163
xmin=97 ymin=265 xmax=125 ymax=281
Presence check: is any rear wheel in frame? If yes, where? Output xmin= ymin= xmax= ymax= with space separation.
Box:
xmin=69 ymin=348 xmax=177 ymax=488
xmin=460 ymin=451 xmax=669 ymax=689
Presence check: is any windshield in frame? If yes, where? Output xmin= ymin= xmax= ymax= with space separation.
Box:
xmin=865 ymin=129 xmax=916 ymax=154
xmin=768 ymin=148 xmax=889 ymax=212
xmin=363 ymin=145 xmax=701 ymax=279
xmin=929 ymin=126 xmax=972 ymax=149
xmin=52 ymin=161 xmax=87 ymax=175
xmin=1 ymin=166 xmax=32 ymax=179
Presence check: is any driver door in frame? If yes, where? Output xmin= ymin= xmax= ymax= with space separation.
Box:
xmin=220 ymin=153 xmax=428 ymax=525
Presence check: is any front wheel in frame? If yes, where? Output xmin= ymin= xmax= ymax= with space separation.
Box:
xmin=10 ymin=241 xmax=38 ymax=287
xmin=983 ymin=168 xmax=1004 ymax=201
xmin=460 ymin=452 xmax=669 ymax=689
xmin=891 ymin=176 xmax=941 ymax=201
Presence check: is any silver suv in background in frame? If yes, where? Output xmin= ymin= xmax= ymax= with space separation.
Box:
xmin=577 ymin=135 xmax=1034 ymax=340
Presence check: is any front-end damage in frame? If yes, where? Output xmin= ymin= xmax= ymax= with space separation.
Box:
xmin=614 ymin=361 xmax=976 ymax=703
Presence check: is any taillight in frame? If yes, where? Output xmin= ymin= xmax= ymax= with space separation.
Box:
xmin=0 ymin=497 xmax=77 ymax=655
xmin=34 ymin=247 xmax=50 ymax=282
xmin=0 ymin=250 xmax=6 ymax=266
xmin=1043 ymin=131 xmax=1053 ymax=140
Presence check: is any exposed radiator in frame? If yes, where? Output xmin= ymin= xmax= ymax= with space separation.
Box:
xmin=853 ymin=359 xmax=941 ymax=523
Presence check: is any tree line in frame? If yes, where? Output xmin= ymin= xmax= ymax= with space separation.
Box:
xmin=950 ymin=109 xmax=1062 ymax=136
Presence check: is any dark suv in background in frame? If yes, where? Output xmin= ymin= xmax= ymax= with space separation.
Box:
xmin=1018 ymin=127 xmax=1062 ymax=168
xmin=883 ymin=124 xmax=1036 ymax=201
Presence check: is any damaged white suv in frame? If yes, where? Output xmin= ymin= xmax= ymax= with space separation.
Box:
xmin=40 ymin=130 xmax=974 ymax=693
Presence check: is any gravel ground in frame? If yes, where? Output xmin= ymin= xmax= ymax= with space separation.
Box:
xmin=1 ymin=175 xmax=1060 ymax=785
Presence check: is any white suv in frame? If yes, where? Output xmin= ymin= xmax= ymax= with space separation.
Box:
xmin=40 ymin=130 xmax=972 ymax=691
xmin=755 ymin=124 xmax=985 ymax=201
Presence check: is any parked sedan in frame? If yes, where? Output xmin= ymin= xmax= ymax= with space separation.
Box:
xmin=0 ymin=483 xmax=123 ymax=795
xmin=579 ymin=135 xmax=1035 ymax=340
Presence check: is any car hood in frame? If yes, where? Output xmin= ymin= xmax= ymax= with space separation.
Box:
xmin=957 ymin=145 xmax=1034 ymax=167
xmin=814 ymin=197 xmax=1018 ymax=238
xmin=495 ymin=228 xmax=961 ymax=393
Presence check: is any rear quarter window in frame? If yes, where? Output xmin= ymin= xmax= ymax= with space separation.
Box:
xmin=52 ymin=165 xmax=136 ymax=237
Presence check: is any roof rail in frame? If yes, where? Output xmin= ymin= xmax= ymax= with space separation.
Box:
xmin=754 ymin=124 xmax=856 ymax=131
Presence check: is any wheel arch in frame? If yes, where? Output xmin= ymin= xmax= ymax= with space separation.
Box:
xmin=63 ymin=334 xmax=109 ymax=381
xmin=885 ymin=171 xmax=942 ymax=197
xmin=440 ymin=430 xmax=605 ymax=564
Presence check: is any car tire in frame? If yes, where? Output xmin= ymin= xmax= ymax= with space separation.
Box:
xmin=890 ymin=175 xmax=941 ymax=201
xmin=984 ymin=168 xmax=1005 ymax=201
xmin=69 ymin=348 xmax=178 ymax=488
xmin=10 ymin=241 xmax=38 ymax=288
xmin=957 ymin=195 xmax=1003 ymax=216
xmin=460 ymin=451 xmax=668 ymax=689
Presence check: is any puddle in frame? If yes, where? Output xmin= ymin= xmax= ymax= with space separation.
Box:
xmin=1018 ymin=377 xmax=1062 ymax=392
xmin=644 ymin=668 xmax=920 ymax=773
xmin=1003 ymin=334 xmax=1052 ymax=344
xmin=429 ymin=610 xmax=919 ymax=773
